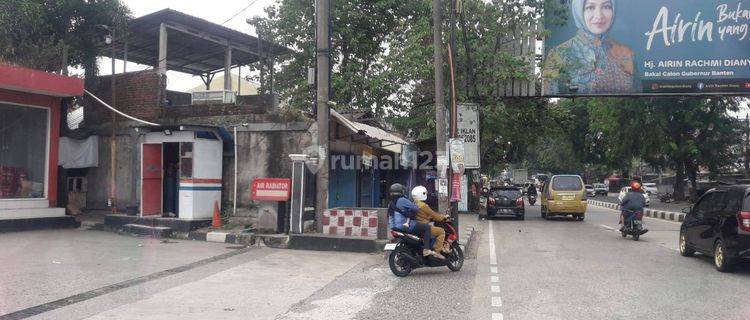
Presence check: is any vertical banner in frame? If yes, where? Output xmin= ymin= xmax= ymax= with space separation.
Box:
xmin=438 ymin=178 xmax=449 ymax=197
xmin=458 ymin=174 xmax=469 ymax=211
xmin=450 ymin=173 xmax=462 ymax=202
xmin=449 ymin=138 xmax=466 ymax=174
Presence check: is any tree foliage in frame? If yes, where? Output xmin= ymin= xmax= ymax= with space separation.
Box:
xmin=0 ymin=0 xmax=130 ymax=80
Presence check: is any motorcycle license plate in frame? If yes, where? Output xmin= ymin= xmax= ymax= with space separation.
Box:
xmin=384 ymin=243 xmax=397 ymax=251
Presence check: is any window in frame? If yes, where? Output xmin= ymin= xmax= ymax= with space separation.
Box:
xmin=491 ymin=189 xmax=522 ymax=199
xmin=693 ymin=193 xmax=715 ymax=218
xmin=552 ymin=176 xmax=583 ymax=191
xmin=180 ymin=142 xmax=193 ymax=178
xmin=0 ymin=103 xmax=48 ymax=199
xmin=196 ymin=131 xmax=218 ymax=140
xmin=706 ymin=192 xmax=727 ymax=216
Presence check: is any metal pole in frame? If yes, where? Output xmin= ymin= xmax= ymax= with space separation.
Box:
xmin=315 ymin=0 xmax=331 ymax=230
xmin=433 ymin=0 xmax=449 ymax=214
xmin=233 ymin=126 xmax=238 ymax=216
xmin=110 ymin=21 xmax=118 ymax=213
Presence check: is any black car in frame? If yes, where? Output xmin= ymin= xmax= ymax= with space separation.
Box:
xmin=679 ymin=185 xmax=750 ymax=272
xmin=486 ymin=187 xmax=525 ymax=220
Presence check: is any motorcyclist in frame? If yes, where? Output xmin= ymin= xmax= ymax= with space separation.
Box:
xmin=411 ymin=186 xmax=450 ymax=256
xmin=387 ymin=183 xmax=445 ymax=259
xmin=619 ymin=181 xmax=649 ymax=234
xmin=527 ymin=184 xmax=537 ymax=197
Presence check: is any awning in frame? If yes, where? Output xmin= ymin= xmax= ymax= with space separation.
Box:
xmin=330 ymin=109 xmax=409 ymax=154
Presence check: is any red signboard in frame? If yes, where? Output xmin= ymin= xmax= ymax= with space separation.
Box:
xmin=251 ymin=178 xmax=291 ymax=201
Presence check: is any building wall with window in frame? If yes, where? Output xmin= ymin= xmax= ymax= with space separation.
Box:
xmin=0 ymin=64 xmax=83 ymax=223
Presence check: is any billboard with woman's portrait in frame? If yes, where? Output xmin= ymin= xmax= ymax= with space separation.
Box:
xmin=542 ymin=0 xmax=750 ymax=96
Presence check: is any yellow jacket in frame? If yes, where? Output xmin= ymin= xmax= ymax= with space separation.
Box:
xmin=415 ymin=200 xmax=447 ymax=224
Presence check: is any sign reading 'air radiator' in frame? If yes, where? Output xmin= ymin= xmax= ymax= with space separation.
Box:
xmin=251 ymin=178 xmax=292 ymax=201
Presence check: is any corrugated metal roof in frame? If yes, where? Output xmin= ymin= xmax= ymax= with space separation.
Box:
xmin=116 ymin=9 xmax=293 ymax=75
xmin=331 ymin=109 xmax=409 ymax=153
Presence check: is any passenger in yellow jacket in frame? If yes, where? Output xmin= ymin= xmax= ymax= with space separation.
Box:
xmin=411 ymin=185 xmax=450 ymax=255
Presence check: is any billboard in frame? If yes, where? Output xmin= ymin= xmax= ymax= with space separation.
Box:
xmin=543 ymin=0 xmax=750 ymax=96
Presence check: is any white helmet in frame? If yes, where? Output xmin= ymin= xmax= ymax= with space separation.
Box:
xmin=411 ymin=185 xmax=428 ymax=201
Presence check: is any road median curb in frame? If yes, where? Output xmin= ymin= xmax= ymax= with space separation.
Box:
xmin=587 ymin=200 xmax=685 ymax=223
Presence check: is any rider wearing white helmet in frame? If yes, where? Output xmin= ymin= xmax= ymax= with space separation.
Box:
xmin=411 ymin=185 xmax=450 ymax=255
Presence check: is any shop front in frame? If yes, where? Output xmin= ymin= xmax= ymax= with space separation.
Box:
xmin=0 ymin=64 xmax=83 ymax=229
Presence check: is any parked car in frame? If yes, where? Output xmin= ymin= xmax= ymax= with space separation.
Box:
xmin=642 ymin=183 xmax=658 ymax=195
xmin=618 ymin=187 xmax=651 ymax=206
xmin=585 ymin=184 xmax=596 ymax=197
xmin=679 ymin=185 xmax=750 ymax=272
xmin=541 ymin=175 xmax=587 ymax=221
xmin=486 ymin=186 xmax=525 ymax=220
xmin=593 ymin=183 xmax=608 ymax=196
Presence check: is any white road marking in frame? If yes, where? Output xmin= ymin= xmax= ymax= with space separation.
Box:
xmin=489 ymin=221 xmax=503 ymax=320
xmin=600 ymin=224 xmax=616 ymax=231
xmin=488 ymin=221 xmax=498 ymax=265
xmin=492 ymin=296 xmax=502 ymax=307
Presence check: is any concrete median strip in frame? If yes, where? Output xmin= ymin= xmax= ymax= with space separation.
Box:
xmin=587 ymin=200 xmax=685 ymax=223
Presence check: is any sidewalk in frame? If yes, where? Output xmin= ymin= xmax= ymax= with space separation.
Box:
xmin=593 ymin=194 xmax=691 ymax=213
xmin=588 ymin=199 xmax=686 ymax=222
xmin=81 ymin=249 xmax=373 ymax=320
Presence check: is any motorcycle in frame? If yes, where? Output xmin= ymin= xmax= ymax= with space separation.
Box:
xmin=620 ymin=210 xmax=648 ymax=241
xmin=385 ymin=219 xmax=464 ymax=277
xmin=658 ymin=192 xmax=674 ymax=203
xmin=528 ymin=194 xmax=537 ymax=206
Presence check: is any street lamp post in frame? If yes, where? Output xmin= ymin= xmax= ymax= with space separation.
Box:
xmin=98 ymin=22 xmax=117 ymax=213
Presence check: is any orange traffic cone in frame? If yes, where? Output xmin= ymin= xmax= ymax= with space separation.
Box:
xmin=212 ymin=200 xmax=223 ymax=228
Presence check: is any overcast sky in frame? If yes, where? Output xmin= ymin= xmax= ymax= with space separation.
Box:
xmin=94 ymin=0 xmax=278 ymax=91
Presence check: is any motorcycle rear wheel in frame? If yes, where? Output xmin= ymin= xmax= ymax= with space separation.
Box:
xmin=388 ymin=246 xmax=413 ymax=277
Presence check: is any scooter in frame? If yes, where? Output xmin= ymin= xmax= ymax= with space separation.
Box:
xmin=620 ymin=210 xmax=648 ymax=241
xmin=385 ymin=220 xmax=464 ymax=277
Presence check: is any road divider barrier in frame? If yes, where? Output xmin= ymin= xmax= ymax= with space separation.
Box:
xmin=587 ymin=200 xmax=685 ymax=223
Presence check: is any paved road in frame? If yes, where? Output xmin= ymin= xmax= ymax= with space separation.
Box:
xmin=480 ymin=203 xmax=750 ymax=320
xmin=5 ymin=206 xmax=749 ymax=320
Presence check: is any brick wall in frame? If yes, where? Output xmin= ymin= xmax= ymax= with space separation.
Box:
xmin=86 ymin=70 xmax=163 ymax=125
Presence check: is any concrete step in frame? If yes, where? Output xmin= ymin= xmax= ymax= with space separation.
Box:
xmin=0 ymin=216 xmax=79 ymax=233
xmin=289 ymin=234 xmax=386 ymax=253
xmin=122 ymin=224 xmax=172 ymax=238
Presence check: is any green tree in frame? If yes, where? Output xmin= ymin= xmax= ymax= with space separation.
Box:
xmin=0 ymin=0 xmax=131 ymax=80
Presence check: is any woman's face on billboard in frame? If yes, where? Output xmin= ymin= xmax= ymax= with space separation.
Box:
xmin=583 ymin=0 xmax=613 ymax=35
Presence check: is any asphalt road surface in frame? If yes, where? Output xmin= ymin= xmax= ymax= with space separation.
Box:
xmin=478 ymin=203 xmax=750 ymax=320
xmin=4 ymin=205 xmax=749 ymax=320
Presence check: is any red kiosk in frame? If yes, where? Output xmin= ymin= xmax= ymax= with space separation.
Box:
xmin=0 ymin=64 xmax=83 ymax=231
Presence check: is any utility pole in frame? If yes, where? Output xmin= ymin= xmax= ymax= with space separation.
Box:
xmin=434 ymin=0 xmax=449 ymax=215
xmin=110 ymin=19 xmax=118 ymax=214
xmin=745 ymin=114 xmax=749 ymax=175
xmin=315 ymin=0 xmax=331 ymax=230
